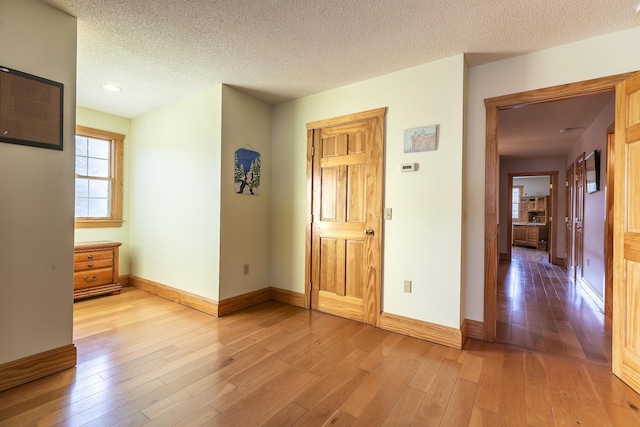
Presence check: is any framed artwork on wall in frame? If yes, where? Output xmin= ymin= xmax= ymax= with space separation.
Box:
xmin=403 ymin=124 xmax=438 ymax=153
xmin=0 ymin=66 xmax=64 ymax=150
xmin=234 ymin=148 xmax=260 ymax=195
xmin=585 ymin=149 xmax=600 ymax=194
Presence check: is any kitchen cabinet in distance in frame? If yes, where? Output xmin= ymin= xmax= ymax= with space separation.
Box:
xmin=512 ymin=225 xmax=548 ymax=249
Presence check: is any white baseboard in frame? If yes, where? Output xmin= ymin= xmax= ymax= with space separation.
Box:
xmin=579 ymin=277 xmax=604 ymax=313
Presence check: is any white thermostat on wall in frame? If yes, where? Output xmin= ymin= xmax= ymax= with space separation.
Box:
xmin=400 ymin=163 xmax=417 ymax=172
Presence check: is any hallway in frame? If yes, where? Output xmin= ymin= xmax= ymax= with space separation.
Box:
xmin=496 ymin=246 xmax=611 ymax=364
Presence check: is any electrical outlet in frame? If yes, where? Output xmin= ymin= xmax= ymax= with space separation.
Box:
xmin=403 ymin=280 xmax=412 ymax=293
xmin=243 ymin=264 xmax=249 ymax=275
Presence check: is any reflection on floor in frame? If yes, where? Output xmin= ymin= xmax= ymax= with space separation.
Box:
xmin=497 ymin=246 xmax=611 ymax=364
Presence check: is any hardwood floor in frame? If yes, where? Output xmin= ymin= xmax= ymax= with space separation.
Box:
xmin=498 ymin=246 xmax=611 ymax=363
xmin=1 ymin=286 xmax=639 ymax=426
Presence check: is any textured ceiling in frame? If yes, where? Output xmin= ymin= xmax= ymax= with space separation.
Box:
xmin=498 ymin=92 xmax=615 ymax=160
xmin=40 ymin=0 xmax=640 ymax=119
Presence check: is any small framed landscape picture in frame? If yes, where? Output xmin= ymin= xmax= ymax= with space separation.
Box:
xmin=404 ymin=125 xmax=438 ymax=153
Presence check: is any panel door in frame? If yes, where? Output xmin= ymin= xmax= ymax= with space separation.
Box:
xmin=612 ymin=71 xmax=640 ymax=393
xmin=310 ymin=110 xmax=384 ymax=325
xmin=566 ymin=163 xmax=574 ymax=272
xmin=575 ymin=154 xmax=585 ymax=280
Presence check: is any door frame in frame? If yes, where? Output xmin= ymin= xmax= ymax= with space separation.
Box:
xmin=305 ymin=107 xmax=386 ymax=326
xmin=574 ymin=152 xmax=586 ymax=281
xmin=604 ymin=123 xmax=615 ymax=318
xmin=565 ymin=162 xmax=575 ymax=274
xmin=506 ymin=172 xmax=557 ymax=262
xmin=483 ymin=72 xmax=634 ymax=342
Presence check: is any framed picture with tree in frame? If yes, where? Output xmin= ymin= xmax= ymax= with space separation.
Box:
xmin=234 ymin=147 xmax=260 ymax=195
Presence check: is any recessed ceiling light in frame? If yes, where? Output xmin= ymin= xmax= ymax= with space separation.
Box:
xmin=101 ymin=83 xmax=121 ymax=92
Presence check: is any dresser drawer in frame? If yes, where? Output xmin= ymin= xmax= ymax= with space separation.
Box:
xmin=74 ymin=267 xmax=114 ymax=290
xmin=74 ymin=258 xmax=113 ymax=272
xmin=74 ymin=249 xmax=113 ymax=263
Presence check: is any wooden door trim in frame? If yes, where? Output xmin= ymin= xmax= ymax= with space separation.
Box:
xmin=604 ymin=123 xmax=615 ymax=318
xmin=306 ymin=107 xmax=387 ymax=130
xmin=565 ymin=163 xmax=574 ymax=272
xmin=304 ymin=128 xmax=315 ymax=309
xmin=305 ymin=107 xmax=386 ymax=325
xmin=575 ymin=152 xmax=586 ymax=281
xmin=483 ymin=72 xmax=634 ymax=342
xmin=507 ymin=172 xmax=558 ymax=263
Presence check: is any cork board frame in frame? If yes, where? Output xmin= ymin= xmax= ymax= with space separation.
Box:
xmin=0 ymin=66 xmax=64 ymax=151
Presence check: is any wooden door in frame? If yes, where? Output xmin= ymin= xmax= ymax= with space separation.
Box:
xmin=307 ymin=108 xmax=385 ymax=326
xmin=612 ymin=71 xmax=640 ymax=393
xmin=566 ymin=164 xmax=574 ymax=272
xmin=574 ymin=154 xmax=585 ymax=280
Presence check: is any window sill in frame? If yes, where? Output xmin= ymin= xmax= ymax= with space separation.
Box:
xmin=75 ymin=219 xmax=123 ymax=228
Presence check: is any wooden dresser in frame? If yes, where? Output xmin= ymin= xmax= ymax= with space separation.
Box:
xmin=73 ymin=241 xmax=122 ymax=300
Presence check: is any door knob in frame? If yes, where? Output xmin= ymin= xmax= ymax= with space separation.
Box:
xmin=364 ymin=228 xmax=374 ymax=235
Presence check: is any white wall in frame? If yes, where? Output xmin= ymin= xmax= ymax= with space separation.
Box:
xmin=567 ymin=98 xmax=614 ymax=297
xmin=129 ymin=86 xmax=222 ymax=301
xmin=513 ymin=176 xmax=550 ymax=197
xmin=499 ymin=158 xmax=566 ymax=256
xmin=0 ymin=0 xmax=76 ymax=363
xmin=219 ymin=86 xmax=272 ymax=299
xmin=271 ymin=55 xmax=466 ymax=328
xmin=75 ymin=107 xmax=132 ymax=275
xmin=466 ymin=27 xmax=640 ymax=321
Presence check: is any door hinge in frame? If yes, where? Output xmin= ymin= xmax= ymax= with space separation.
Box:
xmin=549 ymin=217 xmax=552 ymax=222
xmin=311 ymin=213 xmax=315 ymax=223
xmin=566 ymin=181 xmax=569 ymax=187
xmin=549 ymin=183 xmax=553 ymax=189
xmin=311 ymin=145 xmax=315 ymax=156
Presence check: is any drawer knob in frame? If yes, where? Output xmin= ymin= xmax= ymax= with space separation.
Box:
xmin=83 ymin=275 xmax=98 ymax=282
xmin=87 ymin=254 xmax=93 ymax=259
xmin=87 ymin=263 xmax=93 ymax=267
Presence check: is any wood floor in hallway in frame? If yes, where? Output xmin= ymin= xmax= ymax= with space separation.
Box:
xmin=497 ymin=246 xmax=611 ymax=364
xmin=1 ymin=286 xmax=638 ymax=426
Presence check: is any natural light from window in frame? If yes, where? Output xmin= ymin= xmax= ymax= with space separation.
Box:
xmin=512 ymin=187 xmax=521 ymax=220
xmin=75 ymin=135 xmax=111 ymax=218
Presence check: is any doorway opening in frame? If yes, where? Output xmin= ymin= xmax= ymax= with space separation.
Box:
xmin=483 ymin=74 xmax=631 ymax=362
xmin=507 ymin=173 xmax=555 ymax=263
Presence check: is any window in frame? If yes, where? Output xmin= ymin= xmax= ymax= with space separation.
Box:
xmin=74 ymin=126 xmax=124 ymax=228
xmin=512 ymin=185 xmax=523 ymax=221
